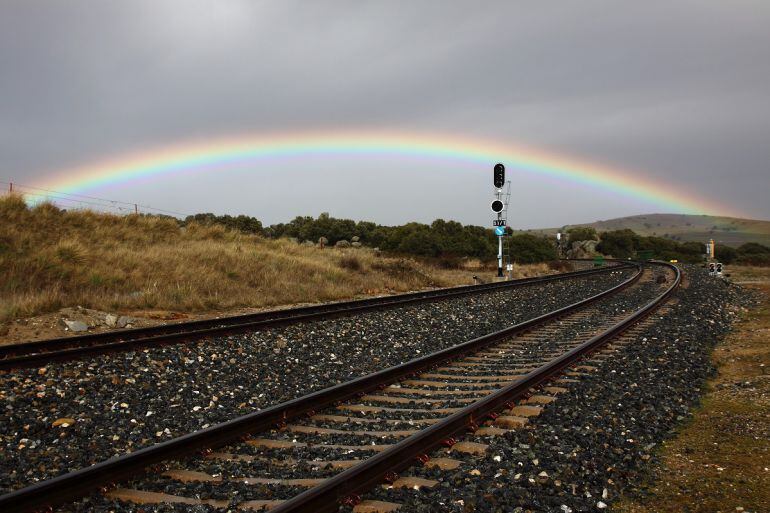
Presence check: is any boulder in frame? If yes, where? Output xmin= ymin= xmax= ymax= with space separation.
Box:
xmin=567 ymin=240 xmax=599 ymax=259
xmin=351 ymin=236 xmax=360 ymax=242
xmin=302 ymin=240 xmax=315 ymax=247
xmin=104 ymin=314 xmax=118 ymax=328
xmin=117 ymin=316 xmax=135 ymax=329
xmin=351 ymin=241 xmax=362 ymax=248
xmin=318 ymin=236 xmax=329 ymax=248
xmin=63 ymin=319 xmax=88 ymax=332
xmin=335 ymin=240 xmax=351 ymax=248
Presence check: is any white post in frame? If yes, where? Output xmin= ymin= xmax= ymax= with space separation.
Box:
xmin=497 ymin=235 xmax=503 ymax=277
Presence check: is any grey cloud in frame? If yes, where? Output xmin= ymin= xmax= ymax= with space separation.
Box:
xmin=1 ymin=0 xmax=768 ymax=226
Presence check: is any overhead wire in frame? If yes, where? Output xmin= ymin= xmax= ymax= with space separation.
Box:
xmin=0 ymin=180 xmax=190 ymax=217
xmin=13 ymin=190 xmax=131 ymax=213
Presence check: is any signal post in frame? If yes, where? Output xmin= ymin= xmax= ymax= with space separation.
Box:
xmin=705 ymin=239 xmax=723 ymax=277
xmin=491 ymin=163 xmax=506 ymax=278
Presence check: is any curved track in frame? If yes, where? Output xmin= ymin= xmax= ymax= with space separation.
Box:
xmin=0 ymin=261 xmax=681 ymax=512
xmin=0 ymin=263 xmax=626 ymax=370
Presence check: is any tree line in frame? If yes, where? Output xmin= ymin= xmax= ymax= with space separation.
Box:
xmin=182 ymin=212 xmax=770 ymax=266
xmin=183 ymin=212 xmax=556 ymax=263
xmin=569 ymin=227 xmax=770 ymax=265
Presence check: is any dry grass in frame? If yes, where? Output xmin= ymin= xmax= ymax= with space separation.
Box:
xmin=728 ymin=264 xmax=770 ymax=283
xmin=617 ymin=270 xmax=770 ymax=513
xmin=0 ymin=195 xmax=552 ymax=334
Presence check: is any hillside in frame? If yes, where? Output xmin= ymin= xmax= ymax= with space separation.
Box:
xmin=529 ymin=213 xmax=770 ymax=247
xmin=0 ymin=195 xmax=549 ymax=338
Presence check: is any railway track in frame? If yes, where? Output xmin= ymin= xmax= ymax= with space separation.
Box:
xmin=0 ymin=263 xmax=626 ymax=370
xmin=0 ymin=261 xmax=681 ymax=512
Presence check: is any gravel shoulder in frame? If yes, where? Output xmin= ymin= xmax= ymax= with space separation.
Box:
xmin=616 ymin=267 xmax=770 ymax=513
xmin=0 ymin=269 xmax=629 ymax=494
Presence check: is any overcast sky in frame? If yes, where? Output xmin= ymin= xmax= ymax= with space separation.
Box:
xmin=1 ymin=1 xmax=768 ymax=228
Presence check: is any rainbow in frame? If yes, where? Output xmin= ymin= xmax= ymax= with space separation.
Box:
xmin=31 ymin=131 xmax=737 ymax=216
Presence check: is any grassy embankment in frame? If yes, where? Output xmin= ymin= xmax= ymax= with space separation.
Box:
xmin=0 ymin=194 xmax=548 ymax=338
xmin=618 ymin=265 xmax=770 ymax=512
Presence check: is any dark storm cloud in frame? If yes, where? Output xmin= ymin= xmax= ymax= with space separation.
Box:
xmin=1 ymin=0 xmax=768 ymax=225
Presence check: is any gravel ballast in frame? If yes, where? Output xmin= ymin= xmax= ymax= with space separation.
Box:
xmin=84 ymin=266 xmax=672 ymax=511
xmin=355 ymin=265 xmax=749 ymax=513
xmin=0 ymin=269 xmax=632 ymax=494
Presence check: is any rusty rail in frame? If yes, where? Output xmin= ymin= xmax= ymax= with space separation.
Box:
xmin=0 ymin=263 xmax=629 ymax=370
xmin=0 ymin=262 xmax=646 ymax=513
xmin=271 ymin=261 xmax=681 ymax=512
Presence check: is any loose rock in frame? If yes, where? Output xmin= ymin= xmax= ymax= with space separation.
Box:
xmin=63 ymin=319 xmax=88 ymax=332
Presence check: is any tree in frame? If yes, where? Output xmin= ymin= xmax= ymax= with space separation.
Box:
xmin=509 ymin=234 xmax=557 ymax=264
xmin=715 ymin=245 xmax=738 ymax=264
xmin=737 ymin=242 xmax=770 ymax=255
xmin=737 ymin=242 xmax=770 ymax=266
xmin=567 ymin=227 xmax=598 ymax=244
xmin=679 ymin=241 xmax=706 ymax=263
xmin=596 ymin=229 xmax=638 ymax=259
xmin=183 ymin=212 xmax=263 ymax=235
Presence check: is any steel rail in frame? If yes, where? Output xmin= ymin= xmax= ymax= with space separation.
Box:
xmin=0 ymin=263 xmax=643 ymax=513
xmin=0 ymin=263 xmax=629 ymax=370
xmin=270 ymin=262 xmax=681 ymax=513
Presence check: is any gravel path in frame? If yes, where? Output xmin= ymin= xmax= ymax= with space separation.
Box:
xmin=354 ymin=265 xmax=747 ymax=513
xmin=0 ymin=269 xmax=632 ymax=494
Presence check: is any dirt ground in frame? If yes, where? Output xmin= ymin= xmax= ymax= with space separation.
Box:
xmin=0 ymin=305 xmax=276 ymax=346
xmin=617 ymin=265 xmax=770 ymax=513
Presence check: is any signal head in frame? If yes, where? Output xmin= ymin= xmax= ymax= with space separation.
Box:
xmin=491 ymin=199 xmax=504 ymax=213
xmin=493 ymin=163 xmax=505 ymax=188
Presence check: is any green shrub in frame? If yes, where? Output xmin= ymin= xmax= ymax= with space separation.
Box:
xmin=715 ymin=245 xmax=738 ymax=265
xmin=509 ymin=234 xmax=557 ymax=264
xmin=596 ymin=229 xmax=639 ymax=259
xmin=567 ymin=227 xmax=598 ymax=244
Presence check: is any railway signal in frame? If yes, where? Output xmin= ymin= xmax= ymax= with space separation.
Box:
xmin=491 ymin=163 xmax=508 ymax=278
xmin=493 ymin=163 xmax=505 ymax=189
